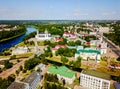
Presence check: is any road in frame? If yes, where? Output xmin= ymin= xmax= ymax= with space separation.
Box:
xmin=102 ymin=36 xmax=120 ymax=57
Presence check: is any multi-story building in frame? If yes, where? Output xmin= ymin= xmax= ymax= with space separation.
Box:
xmin=23 ymin=71 xmax=41 ymax=89
xmin=7 ymin=81 xmax=29 ymax=89
xmin=80 ymin=69 xmax=111 ymax=89
xmin=75 ymin=49 xmax=101 ymax=61
xmin=8 ymin=72 xmax=42 ymax=89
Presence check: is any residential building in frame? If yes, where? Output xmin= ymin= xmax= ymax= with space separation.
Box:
xmin=63 ymin=32 xmax=76 ymax=37
xmin=99 ymin=42 xmax=107 ymax=54
xmin=52 ymin=44 xmax=66 ymax=54
xmin=55 ymin=37 xmax=63 ymax=42
xmin=7 ymin=81 xmax=29 ymax=89
xmin=35 ymin=30 xmax=53 ymax=41
xmin=23 ymin=71 xmax=41 ymax=89
xmin=47 ymin=66 xmax=75 ymax=84
xmin=80 ymin=69 xmax=111 ymax=89
xmin=99 ymin=27 xmax=110 ymax=34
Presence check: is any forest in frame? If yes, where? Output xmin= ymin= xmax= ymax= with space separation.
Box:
xmin=0 ymin=26 xmax=26 ymax=42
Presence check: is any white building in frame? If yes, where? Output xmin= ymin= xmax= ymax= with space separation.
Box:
xmin=35 ymin=30 xmax=53 ymax=41
xmin=89 ymin=32 xmax=97 ymax=36
xmin=90 ymin=39 xmax=107 ymax=54
xmin=75 ymin=49 xmax=101 ymax=61
xmin=80 ymin=69 xmax=111 ymax=89
xmin=12 ymin=46 xmax=28 ymax=55
xmin=99 ymin=27 xmax=110 ymax=34
xmin=47 ymin=66 xmax=75 ymax=84
xmin=100 ymin=42 xmax=107 ymax=54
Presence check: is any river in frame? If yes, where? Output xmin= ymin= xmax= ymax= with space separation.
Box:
xmin=0 ymin=26 xmax=37 ymax=52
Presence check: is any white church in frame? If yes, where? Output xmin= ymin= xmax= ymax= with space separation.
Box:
xmin=35 ymin=30 xmax=54 ymax=41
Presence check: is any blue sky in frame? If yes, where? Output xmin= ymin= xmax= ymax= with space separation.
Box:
xmin=0 ymin=0 xmax=120 ymax=20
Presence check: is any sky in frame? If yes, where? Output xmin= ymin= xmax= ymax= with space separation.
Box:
xmin=0 ymin=0 xmax=120 ymax=20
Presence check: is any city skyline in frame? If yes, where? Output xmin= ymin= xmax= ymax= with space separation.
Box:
xmin=0 ymin=0 xmax=120 ymax=20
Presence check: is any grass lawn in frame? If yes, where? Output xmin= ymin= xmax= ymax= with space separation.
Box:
xmin=73 ymin=78 xmax=80 ymax=86
xmin=17 ymin=42 xmax=35 ymax=47
xmin=0 ymin=56 xmax=10 ymax=59
xmin=110 ymin=84 xmax=115 ymax=89
xmin=96 ymin=67 xmax=120 ymax=76
xmin=46 ymin=56 xmax=62 ymax=63
xmin=80 ymin=65 xmax=92 ymax=69
xmin=37 ymin=41 xmax=44 ymax=46
xmin=99 ymin=60 xmax=107 ymax=66
xmin=16 ymin=52 xmax=34 ymax=59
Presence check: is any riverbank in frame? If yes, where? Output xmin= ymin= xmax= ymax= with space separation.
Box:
xmin=0 ymin=31 xmax=26 ymax=43
xmin=0 ymin=26 xmax=36 ymax=52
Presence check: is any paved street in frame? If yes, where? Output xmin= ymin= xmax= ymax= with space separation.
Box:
xmin=103 ymin=36 xmax=120 ymax=57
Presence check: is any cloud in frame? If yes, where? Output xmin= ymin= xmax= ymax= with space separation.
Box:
xmin=102 ymin=11 xmax=117 ymax=16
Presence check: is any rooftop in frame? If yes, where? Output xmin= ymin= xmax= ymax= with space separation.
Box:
xmin=23 ymin=71 xmax=40 ymax=85
xmin=47 ymin=66 xmax=75 ymax=78
xmin=81 ymin=69 xmax=111 ymax=80
xmin=7 ymin=82 xmax=28 ymax=89
xmin=76 ymin=49 xmax=100 ymax=54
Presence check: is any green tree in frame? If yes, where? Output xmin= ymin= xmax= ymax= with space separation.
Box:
xmin=117 ymin=56 xmax=120 ymax=61
xmin=67 ymin=41 xmax=75 ymax=46
xmin=73 ymin=56 xmax=82 ymax=68
xmin=16 ymin=70 xmax=19 ymax=76
xmin=61 ymin=56 xmax=68 ymax=65
xmin=10 ymin=55 xmax=16 ymax=60
xmin=8 ymin=74 xmax=16 ymax=82
xmin=44 ymin=40 xmax=50 ymax=45
xmin=19 ymin=65 xmax=23 ymax=71
xmin=75 ymin=40 xmax=81 ymax=46
xmin=24 ymin=58 xmax=40 ymax=70
xmin=4 ymin=60 xmax=13 ymax=69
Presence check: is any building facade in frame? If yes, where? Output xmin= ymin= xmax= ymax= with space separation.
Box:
xmin=23 ymin=71 xmax=41 ymax=89
xmin=75 ymin=49 xmax=101 ymax=61
xmin=80 ymin=69 xmax=110 ymax=89
xmin=35 ymin=30 xmax=53 ymax=41
xmin=12 ymin=46 xmax=28 ymax=55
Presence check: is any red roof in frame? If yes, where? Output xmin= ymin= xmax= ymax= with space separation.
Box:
xmin=86 ymin=42 xmax=90 ymax=45
xmin=52 ymin=44 xmax=66 ymax=50
xmin=56 ymin=37 xmax=63 ymax=41
xmin=64 ymin=32 xmax=69 ymax=34
xmin=70 ymin=33 xmax=75 ymax=36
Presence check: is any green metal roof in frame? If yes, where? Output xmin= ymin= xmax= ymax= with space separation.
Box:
xmin=82 ymin=69 xmax=111 ymax=80
xmin=47 ymin=66 xmax=75 ymax=78
xmin=76 ymin=49 xmax=100 ymax=54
